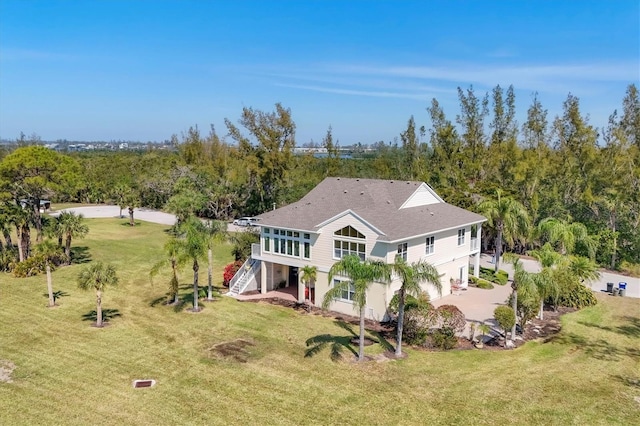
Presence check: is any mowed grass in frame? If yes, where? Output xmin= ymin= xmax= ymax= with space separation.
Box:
xmin=1 ymin=218 xmax=639 ymax=425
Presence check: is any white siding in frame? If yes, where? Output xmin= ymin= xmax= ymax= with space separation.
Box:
xmin=381 ymin=225 xmax=473 ymax=304
xmin=313 ymin=213 xmax=381 ymax=272
xmin=400 ymin=183 xmax=443 ymax=208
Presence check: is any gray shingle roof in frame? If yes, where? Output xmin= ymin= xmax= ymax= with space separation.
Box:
xmin=257 ymin=177 xmax=486 ymax=241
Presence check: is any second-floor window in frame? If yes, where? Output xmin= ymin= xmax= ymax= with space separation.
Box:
xmin=425 ymin=236 xmax=434 ymax=255
xmin=334 ymin=225 xmax=366 ymax=261
xmin=397 ymin=243 xmax=408 ymax=261
xmin=265 ymin=228 xmax=310 ymax=259
xmin=458 ymin=228 xmax=465 ymax=246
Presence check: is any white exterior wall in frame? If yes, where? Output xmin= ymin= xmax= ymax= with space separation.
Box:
xmin=382 ymin=225 xmax=473 ymax=306
xmin=256 ymin=217 xmax=478 ymax=321
xmin=312 ymin=213 xmax=381 ymax=271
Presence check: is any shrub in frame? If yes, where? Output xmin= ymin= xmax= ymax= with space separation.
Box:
xmin=12 ymin=255 xmax=48 ymax=277
xmin=388 ymin=291 xmax=430 ymax=316
xmin=0 ymin=246 xmax=18 ymax=272
xmin=494 ymin=306 xmax=515 ymax=336
xmin=495 ymin=270 xmax=509 ymax=285
xmin=436 ymin=304 xmax=466 ymax=333
xmin=402 ymin=304 xmax=436 ymax=345
xmin=477 ymin=279 xmax=494 ymax=289
xmin=508 ymin=290 xmax=538 ymax=326
xmin=222 ymin=260 xmax=243 ymax=287
xmin=230 ymin=229 xmax=259 ymax=261
xmin=479 ymin=266 xmax=508 ymax=285
xmin=620 ymin=261 xmax=640 ymax=277
xmin=554 ymin=281 xmax=597 ymax=309
xmin=547 ymin=268 xmax=598 ymax=309
xmin=429 ymin=327 xmax=458 ymax=350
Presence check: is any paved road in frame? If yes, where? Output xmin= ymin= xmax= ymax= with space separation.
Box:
xmin=51 ymin=205 xmax=178 ymax=225
xmin=52 ymin=205 xmax=258 ymax=233
xmin=479 ymin=253 xmax=639 ymax=299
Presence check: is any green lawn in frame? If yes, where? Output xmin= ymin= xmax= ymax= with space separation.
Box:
xmin=1 ymin=218 xmax=638 ymax=425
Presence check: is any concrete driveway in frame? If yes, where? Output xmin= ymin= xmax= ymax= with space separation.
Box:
xmin=431 ymin=253 xmax=639 ymax=339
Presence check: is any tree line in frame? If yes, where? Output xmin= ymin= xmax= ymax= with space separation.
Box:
xmin=1 ymin=84 xmax=638 ymax=270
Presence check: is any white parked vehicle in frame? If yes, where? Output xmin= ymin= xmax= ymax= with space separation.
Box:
xmin=232 ymin=217 xmax=260 ymax=227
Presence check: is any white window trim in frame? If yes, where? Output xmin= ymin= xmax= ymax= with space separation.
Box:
xmin=397 ymin=242 xmax=408 ymax=261
xmin=425 ymin=236 xmax=435 ymax=256
xmin=458 ymin=228 xmax=466 ymax=246
xmin=333 ymin=238 xmax=366 ymax=261
xmin=264 ymin=228 xmax=311 ymax=260
xmin=333 ymin=278 xmax=355 ymax=304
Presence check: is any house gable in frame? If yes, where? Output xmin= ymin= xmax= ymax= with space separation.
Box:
xmin=315 ymin=209 xmax=386 ymax=237
xmin=399 ymin=183 xmax=444 ymax=209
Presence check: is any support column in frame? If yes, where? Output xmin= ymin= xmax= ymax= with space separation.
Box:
xmin=474 ymin=224 xmax=482 ymax=278
xmin=261 ymin=262 xmax=268 ymax=294
xmin=474 ymin=254 xmax=480 ymax=278
xmin=297 ymin=272 xmax=305 ymax=303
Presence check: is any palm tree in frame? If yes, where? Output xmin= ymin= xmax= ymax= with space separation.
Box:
xmin=124 ymin=190 xmax=139 ymax=227
xmin=300 ymin=265 xmax=317 ymax=303
xmin=150 ymin=237 xmax=186 ymax=304
xmin=391 ymin=257 xmax=441 ymax=357
xmin=53 ymin=212 xmax=89 ymax=264
xmin=537 ymin=217 xmax=597 ymax=259
xmin=77 ymin=262 xmax=119 ymax=327
xmin=528 ymin=243 xmax=561 ymax=319
xmin=178 ymin=216 xmax=208 ymax=312
xmin=10 ymin=205 xmax=32 ymax=262
xmin=503 ymin=253 xmax=537 ymax=340
xmin=110 ymin=183 xmax=129 ymax=219
xmin=323 ymin=255 xmax=391 ymax=362
xmin=568 ymin=256 xmax=601 ymax=284
xmin=203 ymin=220 xmax=227 ymax=301
xmin=34 ymin=240 xmax=64 ymax=307
xmin=479 ymin=190 xmax=530 ymax=272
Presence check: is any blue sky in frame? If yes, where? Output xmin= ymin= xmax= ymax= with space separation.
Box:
xmin=0 ymin=0 xmax=638 ymax=145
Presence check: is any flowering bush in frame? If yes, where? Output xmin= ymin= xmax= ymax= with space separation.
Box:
xmin=222 ymin=261 xmax=243 ymax=287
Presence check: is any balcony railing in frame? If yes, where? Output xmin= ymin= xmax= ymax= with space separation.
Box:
xmin=470 ymin=237 xmax=479 ymax=251
xmin=251 ymin=243 xmax=261 ymax=258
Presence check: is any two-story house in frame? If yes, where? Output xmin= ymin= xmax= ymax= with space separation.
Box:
xmin=228 ymin=177 xmax=486 ymax=321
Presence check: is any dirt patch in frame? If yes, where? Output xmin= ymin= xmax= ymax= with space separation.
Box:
xmin=0 ymin=360 xmax=16 ymax=383
xmin=209 ymin=339 xmax=255 ymax=363
xmin=482 ymin=307 xmax=576 ymax=349
xmin=525 ymin=307 xmax=576 ymax=343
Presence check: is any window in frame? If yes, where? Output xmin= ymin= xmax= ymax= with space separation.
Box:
xmin=334 ymin=240 xmax=365 ymax=260
xmin=334 ymin=226 xmax=366 ymax=260
xmin=425 ymin=236 xmax=434 ymax=255
xmin=458 ymin=228 xmax=465 ymax=246
xmin=334 ymin=226 xmax=365 ymax=238
xmin=266 ymin=228 xmax=310 ymax=260
xmin=334 ymin=279 xmax=355 ymax=302
xmin=397 ymin=243 xmax=408 ymax=261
